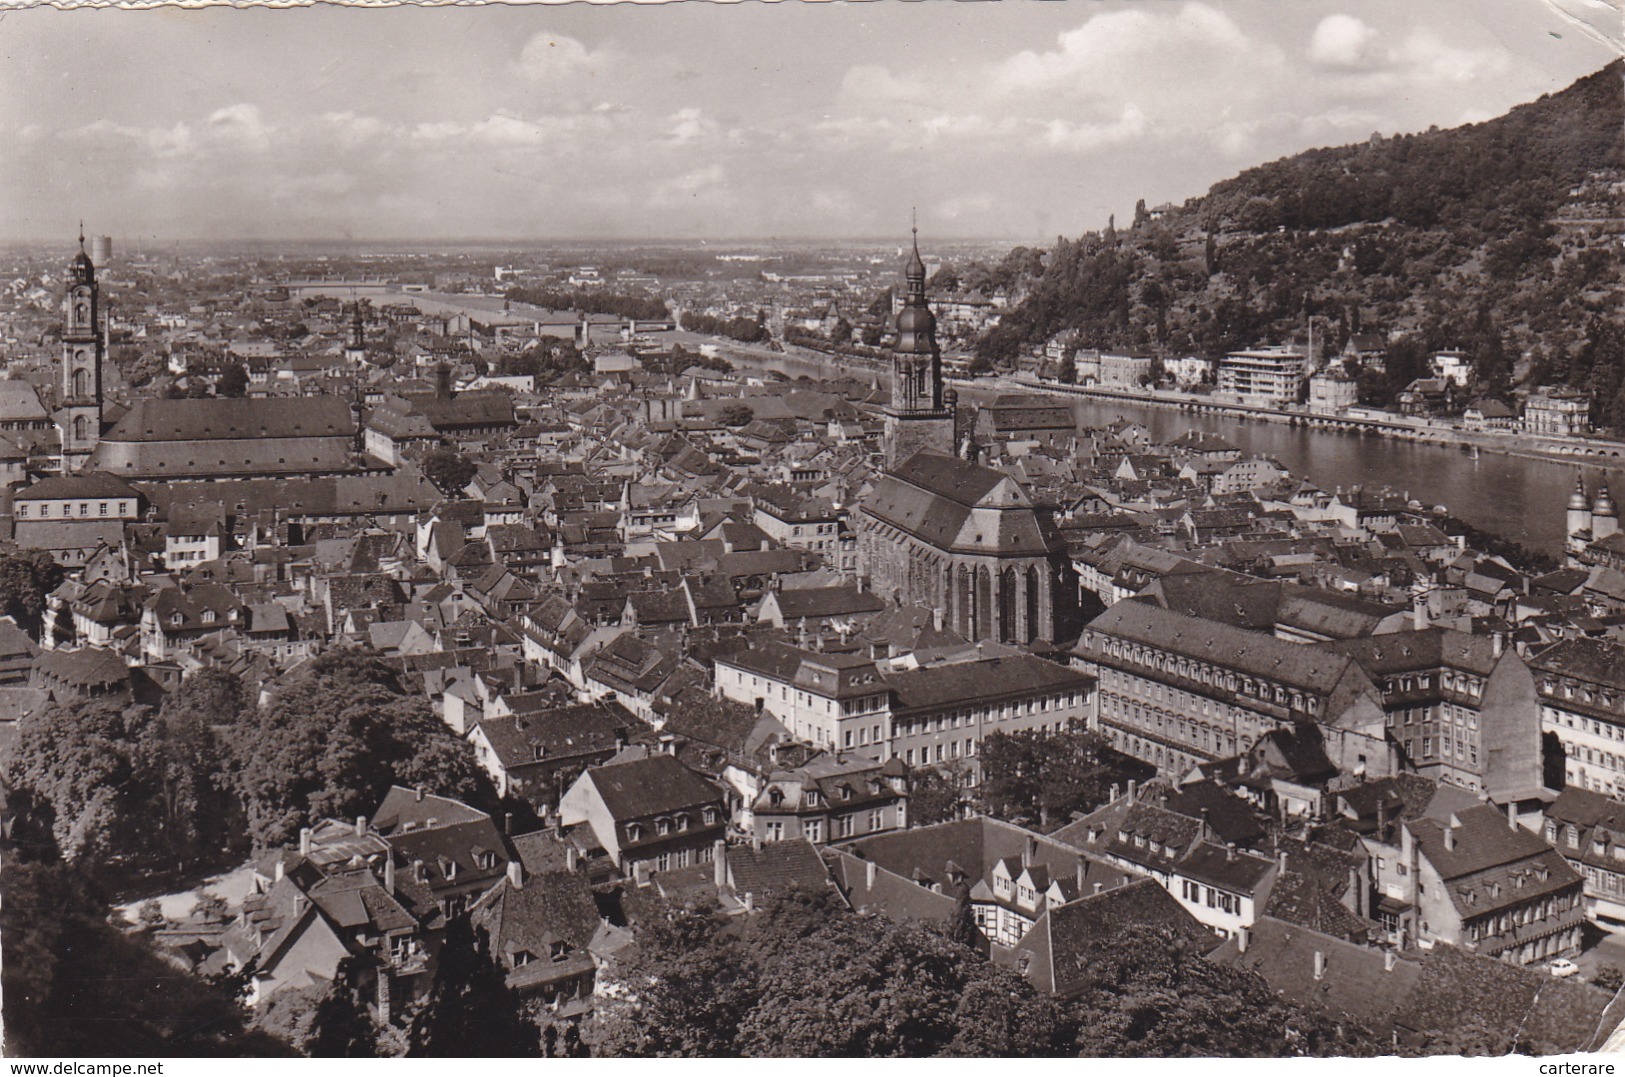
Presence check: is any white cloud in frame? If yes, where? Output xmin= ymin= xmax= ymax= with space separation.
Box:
xmin=1041 ymin=104 xmax=1148 ymax=153
xmin=1308 ymin=15 xmax=1383 ymax=69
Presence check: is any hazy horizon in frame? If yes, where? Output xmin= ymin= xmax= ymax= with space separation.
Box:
xmin=2 ymin=0 xmax=1617 ymax=246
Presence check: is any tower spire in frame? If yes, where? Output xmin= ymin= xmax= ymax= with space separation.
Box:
xmin=78 ymin=220 xmax=85 ymax=253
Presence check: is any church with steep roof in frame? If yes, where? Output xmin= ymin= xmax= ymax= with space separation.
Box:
xmin=856 ymin=229 xmax=1077 ymax=646
xmin=53 ymin=236 xmax=373 ymax=483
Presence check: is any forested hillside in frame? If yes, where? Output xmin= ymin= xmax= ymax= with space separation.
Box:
xmin=972 ymin=60 xmax=1623 ymax=426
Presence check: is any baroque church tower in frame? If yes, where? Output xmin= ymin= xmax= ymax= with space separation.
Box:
xmin=59 ymin=229 xmax=104 ymax=472
xmin=883 ymin=225 xmax=956 ymax=468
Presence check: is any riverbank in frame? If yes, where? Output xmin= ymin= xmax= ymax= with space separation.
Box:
xmin=1010 ymin=376 xmax=1625 ymax=469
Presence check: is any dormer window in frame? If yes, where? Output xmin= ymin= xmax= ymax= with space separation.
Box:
xmin=201 ymin=611 xmax=215 ymax=624
xmin=550 ymin=940 xmax=569 ymax=962
xmin=627 ymin=824 xmax=643 ymax=842
xmin=702 ymin=809 xmax=717 ymax=826
xmin=171 ymin=613 xmax=184 ymax=626
xmin=657 ymin=818 xmax=672 ymax=836
xmin=676 ymin=814 xmax=689 ymax=832
xmin=478 ymin=851 xmax=498 ymax=870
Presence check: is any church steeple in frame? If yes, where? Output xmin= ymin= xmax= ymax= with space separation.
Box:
xmin=883 ymin=217 xmax=954 ymax=468
xmin=59 ymin=229 xmax=104 ymax=472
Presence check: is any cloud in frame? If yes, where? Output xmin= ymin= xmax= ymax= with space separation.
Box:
xmin=1041 ymin=104 xmax=1148 ymax=153
xmin=650 ymin=163 xmax=729 ymax=208
xmin=1308 ymin=15 xmax=1382 ymax=69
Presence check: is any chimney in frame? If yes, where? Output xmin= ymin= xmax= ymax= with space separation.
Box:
xmin=507 ymin=859 xmax=524 ymax=890
xmin=1093 ymin=881 xmax=1103 ymax=895
xmin=1492 ymin=632 xmax=1505 ymax=658
xmin=415 ymin=785 xmax=426 ymax=803
xmin=1313 ymin=950 xmax=1326 ymax=981
xmin=384 ymin=855 xmax=396 ymax=895
xmin=1199 ymin=808 xmax=1211 ymax=841
xmin=1237 ymin=926 xmax=1250 ymax=954
xmin=932 ymin=606 xmax=943 ymax=632
xmin=1507 ymin=803 xmax=1518 ymax=831
xmin=1127 ymin=779 xmax=1138 ymax=800
xmin=503 ymin=812 xmax=513 ymax=836
xmin=274 ymin=859 xmax=285 ymax=882
xmin=299 ymin=827 xmax=312 ymax=856
xmin=1444 ymin=825 xmax=1455 ymax=852
xmin=714 ymin=840 xmax=728 ymax=889
xmin=865 ymin=859 xmax=877 ymax=890
xmin=412 ymin=858 xmax=425 ymax=883
xmin=1076 ymin=861 xmax=1086 ymax=893
xmin=1024 ymin=836 xmax=1038 ymax=867
xmin=1226 ymin=841 xmax=1236 ymax=862
xmin=1278 ymin=849 xmax=1288 ymax=872
xmin=743 ymin=891 xmax=755 ymax=913
xmin=1377 ymin=798 xmax=1389 ymax=833
xmin=1384 ymin=950 xmax=1397 ymax=973
xmin=1110 ymin=783 xmax=1120 ymax=801
xmin=354 ymin=815 xmax=367 ymax=838
xmin=751 ymin=830 xmax=762 ymax=852
xmin=566 ymin=845 xmax=579 ymax=872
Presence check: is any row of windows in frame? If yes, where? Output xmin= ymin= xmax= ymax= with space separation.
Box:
xmin=1179 ymin=878 xmax=1240 ymax=915
xmin=625 ymin=809 xmax=719 ymax=842
xmin=18 ymin=499 xmax=132 ymax=519
xmin=1546 ymin=706 xmax=1625 ymax=741
xmin=1542 ymin=679 xmax=1624 ymax=714
xmin=1466 ymin=893 xmax=1576 ymax=938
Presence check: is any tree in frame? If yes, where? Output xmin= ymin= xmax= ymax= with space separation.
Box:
xmin=976 ymin=725 xmax=1125 ymax=829
xmin=587 ymin=887 xmax=1068 ymax=1058
xmin=6 ymin=699 xmax=230 ymax=873
xmin=229 ymin=650 xmax=491 ymax=849
xmin=408 ymin=917 xmax=539 ymax=1057
xmin=419 ymin=448 xmax=478 ymax=496
xmin=1 ymin=861 xmax=294 ymax=1057
xmin=308 ymin=957 xmax=381 ymax=1057
xmin=907 ymin=764 xmax=968 ymax=826
xmin=0 ymin=550 xmax=65 ymax=639
xmin=216 ymin=364 xmax=250 ymax=398
xmin=717 ymin=404 xmax=755 ymax=428
xmin=1070 ymin=926 xmax=1376 ymax=1057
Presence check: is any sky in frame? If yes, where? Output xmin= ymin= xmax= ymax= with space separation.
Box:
xmin=0 ymin=0 xmax=1618 ymax=244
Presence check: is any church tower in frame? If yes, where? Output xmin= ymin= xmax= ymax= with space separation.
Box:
xmin=59 ymin=228 xmax=104 ymax=472
xmin=344 ymin=301 xmax=367 ymax=367
xmin=883 ymin=224 xmax=956 ymax=468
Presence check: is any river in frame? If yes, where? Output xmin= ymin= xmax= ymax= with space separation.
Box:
xmin=740 ymin=350 xmax=1625 ymax=558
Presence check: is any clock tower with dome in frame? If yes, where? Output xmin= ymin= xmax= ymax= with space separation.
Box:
xmin=882 ymin=225 xmax=956 ymax=467
xmin=58 ymin=228 xmax=105 ymax=473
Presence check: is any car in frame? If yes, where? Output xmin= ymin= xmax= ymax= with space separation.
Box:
xmin=1550 ymin=959 xmax=1581 ymax=978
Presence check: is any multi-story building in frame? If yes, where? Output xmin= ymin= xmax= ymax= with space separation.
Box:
xmin=1326 ymin=629 xmax=1546 ymax=800
xmin=1073 ymin=599 xmax=1393 ymax=779
xmin=716 ymin=642 xmax=1095 ymax=767
xmin=750 ymin=754 xmax=910 ymax=845
xmin=1218 ymin=347 xmax=1306 ymax=408
xmin=1097 ymin=351 xmax=1156 ymax=389
xmin=1307 ymin=364 xmax=1358 ymax=414
xmin=1542 ymin=787 xmax=1625 ymax=927
xmin=559 ymin=752 xmax=728 ymax=880
xmin=1524 ymin=388 xmax=1592 ymax=437
xmin=1530 ymin=638 xmax=1625 ymax=797
xmin=1363 ymin=804 xmax=1584 ymax=964
xmin=714 ymin=642 xmax=892 ymax=755
xmin=1053 ymin=788 xmax=1281 ymax=939
xmin=882 ymin=653 xmax=1096 ymax=771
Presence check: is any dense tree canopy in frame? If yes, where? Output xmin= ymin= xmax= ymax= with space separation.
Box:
xmin=407 ymin=917 xmax=539 ymax=1057
xmin=229 ymin=651 xmax=491 ymax=849
xmin=1 ymin=861 xmax=293 ymax=1057
xmin=0 ymin=550 xmax=65 ymax=639
xmin=977 ymin=725 xmax=1146 ymax=830
xmin=419 ymin=448 xmax=479 ymax=496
